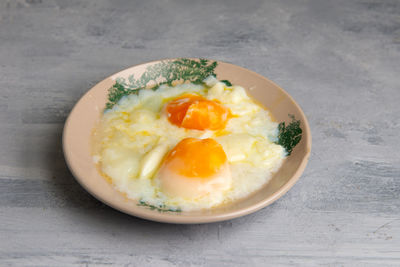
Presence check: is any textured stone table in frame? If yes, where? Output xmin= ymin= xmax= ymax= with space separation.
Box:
xmin=1 ymin=0 xmax=399 ymax=266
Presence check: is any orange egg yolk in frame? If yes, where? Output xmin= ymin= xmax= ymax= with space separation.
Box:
xmin=162 ymin=138 xmax=228 ymax=178
xmin=166 ymin=94 xmax=230 ymax=130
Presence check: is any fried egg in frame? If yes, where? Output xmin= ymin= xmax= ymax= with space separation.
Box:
xmin=159 ymin=137 xmax=231 ymax=199
xmin=93 ymin=77 xmax=285 ymax=211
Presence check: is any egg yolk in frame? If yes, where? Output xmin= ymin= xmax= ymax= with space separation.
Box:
xmin=159 ymin=138 xmax=232 ymax=199
xmin=166 ymin=94 xmax=230 ymax=130
xmin=163 ymin=137 xmax=227 ymax=178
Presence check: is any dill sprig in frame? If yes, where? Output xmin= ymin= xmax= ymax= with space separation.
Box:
xmin=221 ymin=80 xmax=232 ymax=86
xmin=137 ymin=199 xmax=182 ymax=213
xmin=276 ymin=114 xmax=302 ymax=156
xmin=105 ymin=58 xmax=218 ymax=109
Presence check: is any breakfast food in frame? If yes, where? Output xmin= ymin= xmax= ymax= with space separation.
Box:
xmin=92 ymin=76 xmax=286 ymax=211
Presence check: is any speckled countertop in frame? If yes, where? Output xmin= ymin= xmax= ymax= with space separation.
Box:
xmin=1 ymin=0 xmax=399 ymax=266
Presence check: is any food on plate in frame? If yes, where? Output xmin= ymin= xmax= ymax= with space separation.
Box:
xmin=92 ymin=77 xmax=286 ymax=211
xmin=159 ymin=137 xmax=232 ymax=199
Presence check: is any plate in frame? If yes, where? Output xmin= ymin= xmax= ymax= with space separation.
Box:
xmin=63 ymin=58 xmax=311 ymax=223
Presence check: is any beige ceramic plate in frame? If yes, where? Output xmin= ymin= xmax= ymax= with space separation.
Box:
xmin=63 ymin=58 xmax=311 ymax=224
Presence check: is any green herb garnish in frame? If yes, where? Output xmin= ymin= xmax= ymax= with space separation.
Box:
xmin=221 ymin=80 xmax=232 ymax=86
xmin=137 ymin=199 xmax=182 ymax=213
xmin=276 ymin=114 xmax=302 ymax=156
xmin=106 ymin=58 xmax=218 ymax=109
xmin=105 ymin=82 xmax=144 ymax=109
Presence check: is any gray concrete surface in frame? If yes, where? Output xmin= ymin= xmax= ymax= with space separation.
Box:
xmin=1 ymin=0 xmax=400 ymax=266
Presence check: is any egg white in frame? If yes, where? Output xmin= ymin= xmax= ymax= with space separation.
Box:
xmin=93 ymin=77 xmax=286 ymax=211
